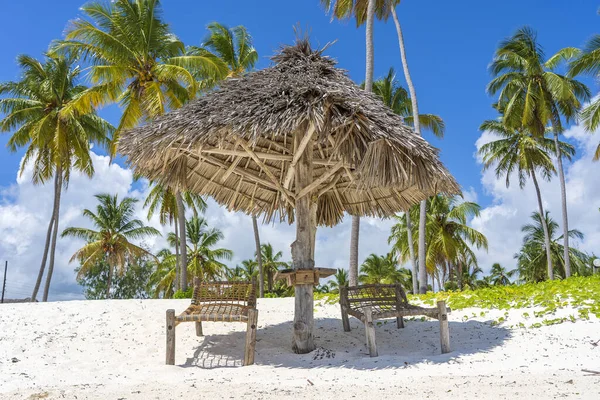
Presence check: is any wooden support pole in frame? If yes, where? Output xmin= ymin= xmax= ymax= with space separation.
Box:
xmin=195 ymin=321 xmax=203 ymax=337
xmin=339 ymin=286 xmax=351 ymax=332
xmin=364 ymin=306 xmax=378 ymax=357
xmin=166 ymin=309 xmax=176 ymax=365
xmin=244 ymin=308 xmax=258 ymax=365
xmin=291 ymin=123 xmax=316 ymax=354
xmin=437 ymin=300 xmax=451 ymax=354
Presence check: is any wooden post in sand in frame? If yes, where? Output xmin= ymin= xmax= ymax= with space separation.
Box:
xmin=166 ymin=309 xmax=176 ymax=365
xmin=290 ymin=124 xmax=316 ymax=354
xmin=364 ymin=306 xmax=378 ymax=357
xmin=437 ymin=300 xmax=451 ymax=354
xmin=244 ymin=308 xmax=258 ymax=365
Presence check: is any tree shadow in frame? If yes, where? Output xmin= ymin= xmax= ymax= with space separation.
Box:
xmin=179 ymin=316 xmax=511 ymax=370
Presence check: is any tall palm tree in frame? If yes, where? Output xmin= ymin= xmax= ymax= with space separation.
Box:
xmin=144 ymin=183 xmax=206 ymax=291
xmin=478 ymin=119 xmax=575 ymax=280
xmin=183 ymin=216 xmax=233 ymax=281
xmin=0 ymin=54 xmax=112 ymax=302
xmin=62 ymin=194 xmax=160 ymax=298
xmin=261 ymin=243 xmax=290 ymax=292
xmin=321 ymin=0 xmax=377 ymax=287
xmin=515 ymin=211 xmax=589 ymax=282
xmin=488 ymin=27 xmax=590 ymax=278
xmin=489 ymin=263 xmax=514 ymax=286
xmin=569 ymin=27 xmax=600 ymax=160
xmin=53 ymin=0 xmax=226 ymax=152
xmin=371 ymin=67 xmax=445 ymax=293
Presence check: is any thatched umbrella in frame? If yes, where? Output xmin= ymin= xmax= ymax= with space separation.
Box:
xmin=119 ymin=40 xmax=459 ymax=354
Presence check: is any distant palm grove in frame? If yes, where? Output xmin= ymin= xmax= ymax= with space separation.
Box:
xmin=0 ymin=0 xmax=598 ymax=301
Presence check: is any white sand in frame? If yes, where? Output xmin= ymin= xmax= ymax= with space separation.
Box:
xmin=1 ymin=297 xmax=599 ymax=399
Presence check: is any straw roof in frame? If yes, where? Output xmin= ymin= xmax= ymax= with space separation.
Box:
xmin=119 ymin=40 xmax=459 ymax=226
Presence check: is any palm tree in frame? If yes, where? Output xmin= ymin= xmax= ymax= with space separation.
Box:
xmin=488 ymin=27 xmax=590 ymax=278
xmin=321 ymin=0 xmax=377 ymax=287
xmin=328 ymin=268 xmax=349 ymax=294
xmin=389 ymin=196 xmax=487 ymax=290
xmin=0 ymin=54 xmax=112 ymax=302
xmin=261 ymin=243 xmax=290 ymax=292
xmin=515 ymin=211 xmax=589 ymax=282
xmin=489 ymin=263 xmax=514 ymax=286
xmin=359 ymin=253 xmax=411 ymax=288
xmin=461 ymin=264 xmax=484 ymax=290
xmin=184 ymin=216 xmax=233 ymax=281
xmin=569 ymin=27 xmax=600 ymax=160
xmin=53 ymin=0 xmax=226 ymax=152
xmin=144 ymin=184 xmax=206 ymax=290
xmin=478 ymin=119 xmax=575 ymax=280
xmin=62 ymin=194 xmax=160 ymax=298
xmin=149 ymin=248 xmax=177 ymax=298
xmin=189 ymin=21 xmax=263 ymax=296
xmin=371 ymin=67 xmax=444 ymax=293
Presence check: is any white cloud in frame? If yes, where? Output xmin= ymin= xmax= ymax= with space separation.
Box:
xmin=471 ymin=124 xmax=600 ymax=274
xmin=0 ymin=151 xmax=397 ymax=301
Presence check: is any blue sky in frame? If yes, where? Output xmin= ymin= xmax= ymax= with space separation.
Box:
xmin=1 ymin=1 xmax=600 ymax=300
xmin=1 ymin=0 xmax=598 ymax=204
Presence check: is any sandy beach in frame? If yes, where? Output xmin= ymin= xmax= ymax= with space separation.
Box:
xmin=1 ymin=297 xmax=599 ymax=399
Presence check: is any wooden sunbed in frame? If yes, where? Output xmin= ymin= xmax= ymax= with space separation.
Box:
xmin=339 ymin=283 xmax=451 ymax=357
xmin=166 ymin=278 xmax=258 ymax=365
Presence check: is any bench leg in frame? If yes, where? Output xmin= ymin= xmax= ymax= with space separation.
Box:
xmin=396 ymin=316 xmax=405 ymax=329
xmin=341 ymin=305 xmax=351 ymax=332
xmin=195 ymin=321 xmax=203 ymax=336
xmin=166 ymin=309 xmax=176 ymax=365
xmin=364 ymin=307 xmax=378 ymax=357
xmin=244 ymin=309 xmax=258 ymax=366
xmin=437 ymin=301 xmax=451 ymax=354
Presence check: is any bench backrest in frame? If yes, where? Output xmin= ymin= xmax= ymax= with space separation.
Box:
xmin=340 ymin=283 xmax=409 ymax=311
xmin=191 ymin=277 xmax=257 ymax=308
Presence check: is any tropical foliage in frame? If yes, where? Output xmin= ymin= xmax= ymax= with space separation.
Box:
xmin=62 ymin=194 xmax=160 ymax=298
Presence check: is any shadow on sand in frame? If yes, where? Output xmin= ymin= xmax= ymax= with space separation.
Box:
xmin=181 ymin=316 xmax=510 ymax=370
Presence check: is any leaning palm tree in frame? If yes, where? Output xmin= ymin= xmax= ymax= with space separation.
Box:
xmin=372 ymin=67 xmax=445 ymax=293
xmin=149 ymin=248 xmax=177 ymax=298
xmin=488 ymin=27 xmax=590 ymax=278
xmin=478 ymin=119 xmax=575 ymax=280
xmin=321 ymin=0 xmax=377 ymax=287
xmin=569 ymin=28 xmax=600 ymax=160
xmin=62 ymin=194 xmax=161 ymax=298
xmin=0 ymin=54 xmax=112 ymax=302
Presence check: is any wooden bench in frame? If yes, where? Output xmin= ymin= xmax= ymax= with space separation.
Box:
xmin=339 ymin=283 xmax=451 ymax=357
xmin=166 ymin=278 xmax=258 ymax=366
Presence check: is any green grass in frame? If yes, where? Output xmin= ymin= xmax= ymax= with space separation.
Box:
xmin=314 ymin=276 xmax=600 ymax=329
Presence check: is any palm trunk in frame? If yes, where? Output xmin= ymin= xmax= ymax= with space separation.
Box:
xmin=391 ymin=5 xmax=428 ymax=294
xmin=457 ymin=260 xmax=464 ymax=290
xmin=252 ymin=216 xmax=264 ymax=298
xmin=348 ymin=217 xmax=360 ymax=286
xmin=176 ymin=192 xmax=188 ymax=290
xmin=174 ymin=222 xmax=180 ymax=291
xmin=530 ymin=168 xmax=554 ymax=280
xmin=31 ymin=172 xmax=60 ymax=301
xmin=42 ymin=167 xmax=63 ymax=302
xmin=553 ymin=131 xmax=570 ymax=278
xmin=348 ymin=0 xmax=376 ymax=288
xmin=267 ymin=269 xmax=273 ymax=292
xmin=405 ymin=212 xmax=418 ymax=294
xmin=106 ymin=262 xmax=114 ymax=298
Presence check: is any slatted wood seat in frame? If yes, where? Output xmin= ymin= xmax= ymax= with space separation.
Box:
xmin=340 ymin=283 xmax=451 ymax=357
xmin=166 ymin=278 xmax=258 ymax=366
